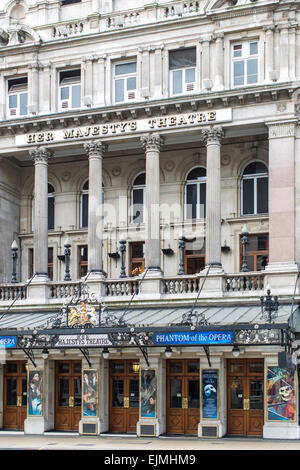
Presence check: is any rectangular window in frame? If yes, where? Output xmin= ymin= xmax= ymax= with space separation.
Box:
xmin=114 ymin=61 xmax=137 ymax=103
xmin=29 ymin=248 xmax=54 ymax=280
xmin=59 ymin=69 xmax=81 ymax=110
xmin=232 ymin=41 xmax=258 ymax=87
xmin=7 ymin=77 xmax=28 ymax=118
xmin=78 ymin=245 xmax=88 ymax=278
xmin=130 ymin=242 xmax=145 ymax=277
xmin=240 ymin=234 xmax=269 ymax=272
xmin=169 ymin=48 xmax=196 ymax=95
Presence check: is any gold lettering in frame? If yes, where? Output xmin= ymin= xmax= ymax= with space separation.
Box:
xmin=84 ymin=127 xmax=91 ymax=136
xmin=45 ymin=132 xmax=54 ymax=142
xmin=157 ymin=117 xmax=167 ymax=128
xmin=177 ymin=115 xmax=187 ymax=125
xmin=92 ymin=126 xmax=100 ymax=136
xmin=110 ymin=123 xmax=118 ymax=133
xmin=129 ymin=121 xmax=137 ymax=131
xmin=27 ymin=134 xmax=36 ymax=144
xmin=188 ymin=114 xmax=196 ymax=124
xmin=148 ymin=119 xmax=156 ymax=129
xmin=168 ymin=116 xmax=177 ymax=126
xmin=119 ymin=122 xmax=128 ymax=132
xmin=63 ymin=129 xmax=74 ymax=139
xmin=75 ymin=129 xmax=83 ymax=138
xmin=37 ymin=133 xmax=44 ymax=143
xmin=101 ymin=125 xmax=108 ymax=134
xmin=197 ymin=113 xmax=206 ymax=123
xmin=208 ymin=111 xmax=216 ymax=121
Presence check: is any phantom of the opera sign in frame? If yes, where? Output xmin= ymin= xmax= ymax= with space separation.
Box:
xmin=15 ymin=109 xmax=232 ymax=146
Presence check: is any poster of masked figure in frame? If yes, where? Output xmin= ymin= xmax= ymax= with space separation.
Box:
xmin=267 ymin=367 xmax=296 ymax=422
xmin=82 ymin=370 xmax=98 ymax=417
xmin=140 ymin=369 xmax=157 ymax=419
xmin=28 ymin=370 xmax=43 ymax=416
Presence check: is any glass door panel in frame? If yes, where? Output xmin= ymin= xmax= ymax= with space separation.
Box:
xmin=58 ymin=379 xmax=69 ymax=407
xmin=74 ymin=378 xmax=82 ymax=407
xmin=230 ymin=379 xmax=244 ymax=410
xmin=112 ymin=379 xmax=124 ymax=407
xmin=22 ymin=378 xmax=27 ymax=406
xmin=188 ymin=379 xmax=200 ymax=409
xmin=129 ymin=379 xmax=139 ymax=408
xmin=170 ymin=379 xmax=182 ymax=408
xmin=6 ymin=379 xmax=17 ymax=406
xmin=250 ymin=380 xmax=263 ymax=410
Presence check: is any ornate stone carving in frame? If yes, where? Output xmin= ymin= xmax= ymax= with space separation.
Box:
xmin=201 ymin=126 xmax=224 ymax=144
xmin=267 ymin=122 xmax=296 ymax=139
xmin=140 ymin=133 xmax=164 ymax=152
xmin=84 ymin=140 xmax=107 ymax=158
xmin=29 ymin=147 xmax=52 ymax=164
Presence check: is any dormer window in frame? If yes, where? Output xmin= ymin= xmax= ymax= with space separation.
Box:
xmin=169 ymin=48 xmax=196 ymax=96
xmin=59 ymin=69 xmax=81 ymax=111
xmin=8 ymin=77 xmax=28 ymax=118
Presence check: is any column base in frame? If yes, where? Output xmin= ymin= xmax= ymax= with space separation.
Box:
xmin=24 ymin=417 xmax=47 ymax=435
xmin=27 ymin=275 xmax=49 ymax=304
xmin=79 ymin=418 xmax=102 ymax=435
xmin=199 ymin=420 xmax=225 ymax=439
xmin=144 ymin=267 xmax=163 ymax=278
xmin=201 ymin=263 xmax=224 ymax=275
xmin=263 ymin=422 xmax=300 ymax=439
xmin=137 ymin=420 xmax=162 ymax=437
xmin=86 ymin=269 xmax=107 ymax=280
xmin=265 ymin=262 xmax=299 ymax=273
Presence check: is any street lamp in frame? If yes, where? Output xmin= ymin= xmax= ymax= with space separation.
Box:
xmin=241 ymin=225 xmax=249 ymax=272
xmin=119 ymin=239 xmax=127 ymax=278
xmin=11 ymin=240 xmax=18 ymax=283
xmin=260 ymin=285 xmax=279 ymax=323
xmin=178 ymin=236 xmax=185 ymax=275
xmin=64 ymin=237 xmax=71 ymax=281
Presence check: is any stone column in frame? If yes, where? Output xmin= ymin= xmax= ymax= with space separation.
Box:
xmin=278 ymin=24 xmax=290 ymax=81
xmin=154 ymin=45 xmax=164 ymax=99
xmin=199 ymin=35 xmax=212 ymax=90
xmin=265 ymin=120 xmax=298 ymax=272
xmin=202 ymin=126 xmax=224 ymax=271
xmin=84 ymin=140 xmax=107 ymax=279
xmin=214 ymin=33 xmax=224 ymax=90
xmin=83 ymin=56 xmax=94 ymax=108
xmin=30 ymin=147 xmax=52 ymax=281
xmin=28 ymin=63 xmax=39 ymax=115
xmin=140 ymin=133 xmax=163 ymax=275
xmin=263 ymin=25 xmax=275 ymax=82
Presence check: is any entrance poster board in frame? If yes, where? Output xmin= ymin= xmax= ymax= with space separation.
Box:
xmin=201 ymin=369 xmax=219 ymax=420
xmin=28 ymin=370 xmax=43 ymax=417
xmin=267 ymin=366 xmax=296 ymax=422
xmin=140 ymin=369 xmax=157 ymax=419
xmin=82 ymin=369 xmax=98 ymax=418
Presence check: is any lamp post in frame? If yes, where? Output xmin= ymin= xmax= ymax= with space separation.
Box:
xmin=64 ymin=237 xmax=71 ymax=281
xmin=178 ymin=236 xmax=185 ymax=275
xmin=260 ymin=286 xmax=279 ymax=322
xmin=11 ymin=240 xmax=18 ymax=283
xmin=241 ymin=224 xmax=249 ymax=272
xmin=119 ymin=239 xmax=127 ymax=278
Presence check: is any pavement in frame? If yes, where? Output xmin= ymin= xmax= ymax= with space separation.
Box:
xmin=0 ymin=432 xmax=299 ymax=452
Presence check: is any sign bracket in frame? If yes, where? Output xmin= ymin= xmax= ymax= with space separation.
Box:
xmin=21 ymin=348 xmax=37 ymax=368
xmin=79 ymin=348 xmax=91 ymax=368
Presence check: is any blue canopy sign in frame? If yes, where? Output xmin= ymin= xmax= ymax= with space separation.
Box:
xmin=153 ymin=331 xmax=234 ymax=346
xmin=0 ymin=336 xmax=17 ymax=349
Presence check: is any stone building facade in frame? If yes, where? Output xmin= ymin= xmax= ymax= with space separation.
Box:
xmin=0 ymin=0 xmax=299 ymax=439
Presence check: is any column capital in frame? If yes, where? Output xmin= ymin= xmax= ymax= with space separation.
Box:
xmin=263 ymin=24 xmax=275 ymax=32
xmin=141 ymin=133 xmax=164 ymax=152
xmin=29 ymin=146 xmax=52 ymax=164
xmin=84 ymin=140 xmax=107 ymax=158
xmin=201 ymin=126 xmax=224 ymax=144
xmin=266 ymin=120 xmax=297 ymax=139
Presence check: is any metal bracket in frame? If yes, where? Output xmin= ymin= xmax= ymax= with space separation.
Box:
xmin=134 ymin=338 xmax=150 ymax=367
xmin=21 ymin=348 xmax=37 ymax=368
xmin=203 ymin=346 xmax=211 ymax=368
xmin=79 ymin=348 xmax=91 ymax=368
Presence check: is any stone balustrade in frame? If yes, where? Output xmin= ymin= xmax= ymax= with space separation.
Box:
xmin=105 ymin=279 xmax=140 ymax=297
xmin=0 ymin=283 xmax=27 ymax=302
xmin=163 ymin=276 xmax=200 ymax=294
xmin=49 ymin=281 xmax=82 ymax=300
xmin=223 ymin=272 xmax=265 ymax=293
xmin=52 ymin=21 xmax=85 ymax=38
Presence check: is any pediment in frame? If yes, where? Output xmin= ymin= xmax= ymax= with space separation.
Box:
xmin=207 ymin=0 xmax=259 ymax=12
xmin=4 ymin=23 xmax=41 ymax=46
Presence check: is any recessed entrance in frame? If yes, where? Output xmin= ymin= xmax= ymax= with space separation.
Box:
xmin=166 ymin=359 xmax=200 ymax=435
xmin=55 ymin=361 xmax=82 ymax=431
xmin=3 ymin=361 xmax=27 ymax=430
xmin=227 ymin=359 xmax=264 ymax=436
xmin=109 ymin=360 xmax=140 ymax=434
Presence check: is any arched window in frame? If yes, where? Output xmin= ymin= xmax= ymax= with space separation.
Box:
xmin=241 ymin=162 xmax=268 ymax=216
xmin=131 ymin=172 xmax=146 ymax=224
xmin=80 ymin=180 xmax=105 ymax=228
xmin=48 ymin=183 xmax=55 ymax=231
xmin=184 ymin=167 xmax=206 ymax=220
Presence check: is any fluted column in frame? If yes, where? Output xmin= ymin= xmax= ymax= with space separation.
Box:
xmin=30 ymin=147 xmax=52 ymax=279
xmin=278 ymin=23 xmax=290 ymax=81
xmin=84 ymin=140 xmax=107 ymax=278
xmin=263 ymin=25 xmax=275 ymax=82
xmin=140 ymin=133 xmax=164 ymax=274
xmin=214 ymin=33 xmax=224 ymax=90
xmin=202 ymin=126 xmax=224 ymax=270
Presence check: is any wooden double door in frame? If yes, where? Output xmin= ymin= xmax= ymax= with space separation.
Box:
xmin=109 ymin=360 xmax=140 ymax=434
xmin=3 ymin=361 xmax=27 ymax=430
xmin=166 ymin=360 xmax=200 ymax=435
xmin=55 ymin=361 xmax=82 ymax=431
xmin=227 ymin=359 xmax=264 ymax=436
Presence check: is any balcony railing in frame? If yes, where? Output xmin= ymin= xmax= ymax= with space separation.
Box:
xmin=105 ymin=279 xmax=140 ymax=297
xmin=49 ymin=281 xmax=82 ymax=299
xmin=163 ymin=276 xmax=199 ymax=295
xmin=0 ymin=283 xmax=27 ymax=301
xmin=223 ymin=272 xmax=265 ymax=293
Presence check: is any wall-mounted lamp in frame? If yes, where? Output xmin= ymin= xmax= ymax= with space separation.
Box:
xmin=102 ymin=348 xmax=110 ymax=359
xmin=42 ymin=347 xmax=49 ymax=360
xmin=162 ymin=246 xmax=174 ymax=256
xmin=221 ymin=241 xmax=230 ymax=253
xmin=165 ymin=346 xmax=173 ymax=359
xmin=132 ymin=362 xmax=140 ymax=373
xmin=232 ymin=344 xmax=240 ymax=358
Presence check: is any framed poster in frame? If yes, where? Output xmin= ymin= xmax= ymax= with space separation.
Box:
xmin=267 ymin=366 xmax=296 ymax=422
xmin=201 ymin=369 xmax=219 ymax=420
xmin=82 ymin=369 xmax=98 ymax=418
xmin=28 ymin=370 xmax=43 ymax=417
xmin=140 ymin=369 xmax=157 ymax=419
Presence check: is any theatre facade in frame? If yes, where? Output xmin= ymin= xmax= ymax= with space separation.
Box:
xmin=0 ymin=0 xmax=300 ymax=439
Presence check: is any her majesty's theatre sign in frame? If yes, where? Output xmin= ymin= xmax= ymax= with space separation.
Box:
xmin=15 ymin=109 xmax=232 ymax=146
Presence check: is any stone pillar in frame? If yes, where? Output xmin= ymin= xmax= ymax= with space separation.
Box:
xmin=200 ymin=35 xmax=212 ymax=90
xmin=95 ymin=56 xmax=106 ymax=106
xmin=39 ymin=63 xmax=51 ymax=114
xmin=140 ymin=133 xmax=163 ymax=275
xmin=154 ymin=46 xmax=164 ymax=99
xmin=28 ymin=63 xmax=39 ymax=115
xmin=278 ymin=24 xmax=290 ymax=81
xmin=263 ymin=25 xmax=275 ymax=82
xmin=30 ymin=147 xmax=52 ymax=281
xmin=84 ymin=140 xmax=107 ymax=279
xmin=265 ymin=120 xmax=298 ymax=272
xmin=202 ymin=126 xmax=224 ymax=271
xmin=83 ymin=56 xmax=94 ymax=108
xmin=140 ymin=47 xmax=150 ymax=99
xmin=214 ymin=33 xmax=224 ymax=90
